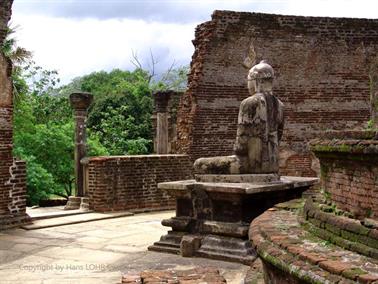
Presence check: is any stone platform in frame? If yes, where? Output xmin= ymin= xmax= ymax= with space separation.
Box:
xmin=148 ymin=176 xmax=318 ymax=264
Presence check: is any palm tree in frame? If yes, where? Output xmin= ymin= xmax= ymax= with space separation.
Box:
xmin=1 ymin=25 xmax=32 ymax=101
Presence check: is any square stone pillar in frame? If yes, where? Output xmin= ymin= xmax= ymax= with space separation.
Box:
xmin=154 ymin=91 xmax=172 ymax=154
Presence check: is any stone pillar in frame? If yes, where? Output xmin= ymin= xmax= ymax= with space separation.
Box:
xmin=70 ymin=92 xmax=93 ymax=197
xmin=154 ymin=91 xmax=171 ymax=154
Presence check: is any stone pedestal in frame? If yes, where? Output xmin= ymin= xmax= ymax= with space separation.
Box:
xmin=148 ymin=176 xmax=318 ymax=264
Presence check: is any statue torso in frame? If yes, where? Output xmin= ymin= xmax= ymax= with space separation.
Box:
xmin=234 ymin=92 xmax=284 ymax=173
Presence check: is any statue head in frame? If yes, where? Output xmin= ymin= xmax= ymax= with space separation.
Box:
xmin=247 ymin=60 xmax=274 ymax=94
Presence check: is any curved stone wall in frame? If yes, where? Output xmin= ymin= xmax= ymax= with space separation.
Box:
xmin=310 ymin=130 xmax=378 ymax=220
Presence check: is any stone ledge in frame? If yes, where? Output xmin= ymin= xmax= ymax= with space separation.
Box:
xmin=303 ymin=198 xmax=378 ymax=258
xmin=309 ymin=130 xmax=378 ymax=157
xmin=250 ymin=203 xmax=378 ymax=283
xmin=314 ymin=130 xmax=378 ymax=140
xmin=158 ymin=176 xmax=318 ymax=195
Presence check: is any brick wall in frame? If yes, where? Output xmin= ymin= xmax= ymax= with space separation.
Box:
xmin=177 ymin=11 xmax=378 ymax=177
xmin=2 ymin=159 xmax=29 ymax=228
xmin=86 ymin=155 xmax=193 ymax=212
xmin=310 ymin=131 xmax=378 ymax=220
xmin=0 ymin=0 xmax=28 ymax=230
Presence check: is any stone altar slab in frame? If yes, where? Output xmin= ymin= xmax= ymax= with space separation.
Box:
xmin=148 ymin=176 xmax=318 ymax=264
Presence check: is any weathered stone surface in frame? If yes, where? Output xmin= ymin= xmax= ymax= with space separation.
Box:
xmin=154 ymin=91 xmax=173 ymax=154
xmin=202 ymin=221 xmax=249 ymax=238
xmin=151 ymin=176 xmax=317 ymax=264
xmin=193 ymin=61 xmax=283 ymax=176
xmin=180 ymin=235 xmax=201 ymax=257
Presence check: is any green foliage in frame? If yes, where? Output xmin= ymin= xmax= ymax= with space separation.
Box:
xmin=9 ymin=26 xmax=188 ymax=204
xmin=88 ymin=91 xmax=153 ymax=155
xmin=62 ymin=68 xmax=155 ymax=155
xmin=12 ymin=62 xmax=109 ymax=204
xmin=21 ymin=156 xmax=56 ymax=206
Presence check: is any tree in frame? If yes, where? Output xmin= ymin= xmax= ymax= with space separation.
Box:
xmin=7 ymin=24 xmax=189 ymax=204
xmin=59 ymin=68 xmax=154 ymax=155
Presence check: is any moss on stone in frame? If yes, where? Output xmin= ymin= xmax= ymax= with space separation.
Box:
xmin=325 ymin=223 xmax=341 ymax=236
xmin=349 ymin=242 xmax=374 ymax=256
xmin=360 ymin=235 xmax=378 ymax=250
xmin=342 ymin=267 xmax=367 ymax=280
xmin=262 ymin=252 xmax=288 ymax=273
xmin=341 ymin=230 xmax=359 ymax=242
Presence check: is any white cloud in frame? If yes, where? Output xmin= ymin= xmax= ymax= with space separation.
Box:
xmin=283 ymin=0 xmax=378 ymax=18
xmin=10 ymin=0 xmax=378 ymax=84
xmin=12 ymin=14 xmax=196 ymax=84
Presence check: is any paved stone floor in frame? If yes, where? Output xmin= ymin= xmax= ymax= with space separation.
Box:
xmin=0 ymin=211 xmax=249 ymax=284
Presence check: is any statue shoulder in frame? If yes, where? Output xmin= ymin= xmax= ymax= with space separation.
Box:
xmin=240 ymin=93 xmax=265 ymax=107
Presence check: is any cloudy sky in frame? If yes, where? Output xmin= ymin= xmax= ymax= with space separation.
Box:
xmin=11 ymin=0 xmax=378 ymax=84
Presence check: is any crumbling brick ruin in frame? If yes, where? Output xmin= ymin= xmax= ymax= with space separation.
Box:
xmin=176 ymin=11 xmax=378 ymax=177
xmin=0 ymin=0 xmax=28 ymax=229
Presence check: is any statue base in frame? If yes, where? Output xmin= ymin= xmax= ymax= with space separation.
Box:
xmin=148 ymin=176 xmax=318 ymax=265
xmin=195 ymin=173 xmax=280 ymax=183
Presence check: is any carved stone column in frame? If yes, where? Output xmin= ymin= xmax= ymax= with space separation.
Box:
xmin=70 ymin=92 xmax=93 ymax=197
xmin=154 ymin=91 xmax=171 ymax=154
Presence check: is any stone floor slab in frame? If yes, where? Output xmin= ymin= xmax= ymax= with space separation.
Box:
xmin=0 ymin=211 xmax=248 ymax=283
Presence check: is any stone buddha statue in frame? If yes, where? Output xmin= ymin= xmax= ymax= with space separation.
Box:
xmin=194 ymin=60 xmax=284 ymax=176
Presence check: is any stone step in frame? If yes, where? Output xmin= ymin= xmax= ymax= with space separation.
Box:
xmin=160 ymin=233 xmax=184 ymax=245
xmin=196 ymin=249 xmax=256 ymax=265
xmin=148 ymin=244 xmax=180 ymax=254
xmin=29 ymin=209 xmax=93 ymax=221
xmin=153 ymin=240 xmax=181 ymax=249
xmin=21 ymin=211 xmax=134 ymax=230
xmin=251 ymin=206 xmax=378 ymax=283
xmin=201 ymin=235 xmax=253 ymax=250
xmin=199 ymin=245 xmax=255 ymax=257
